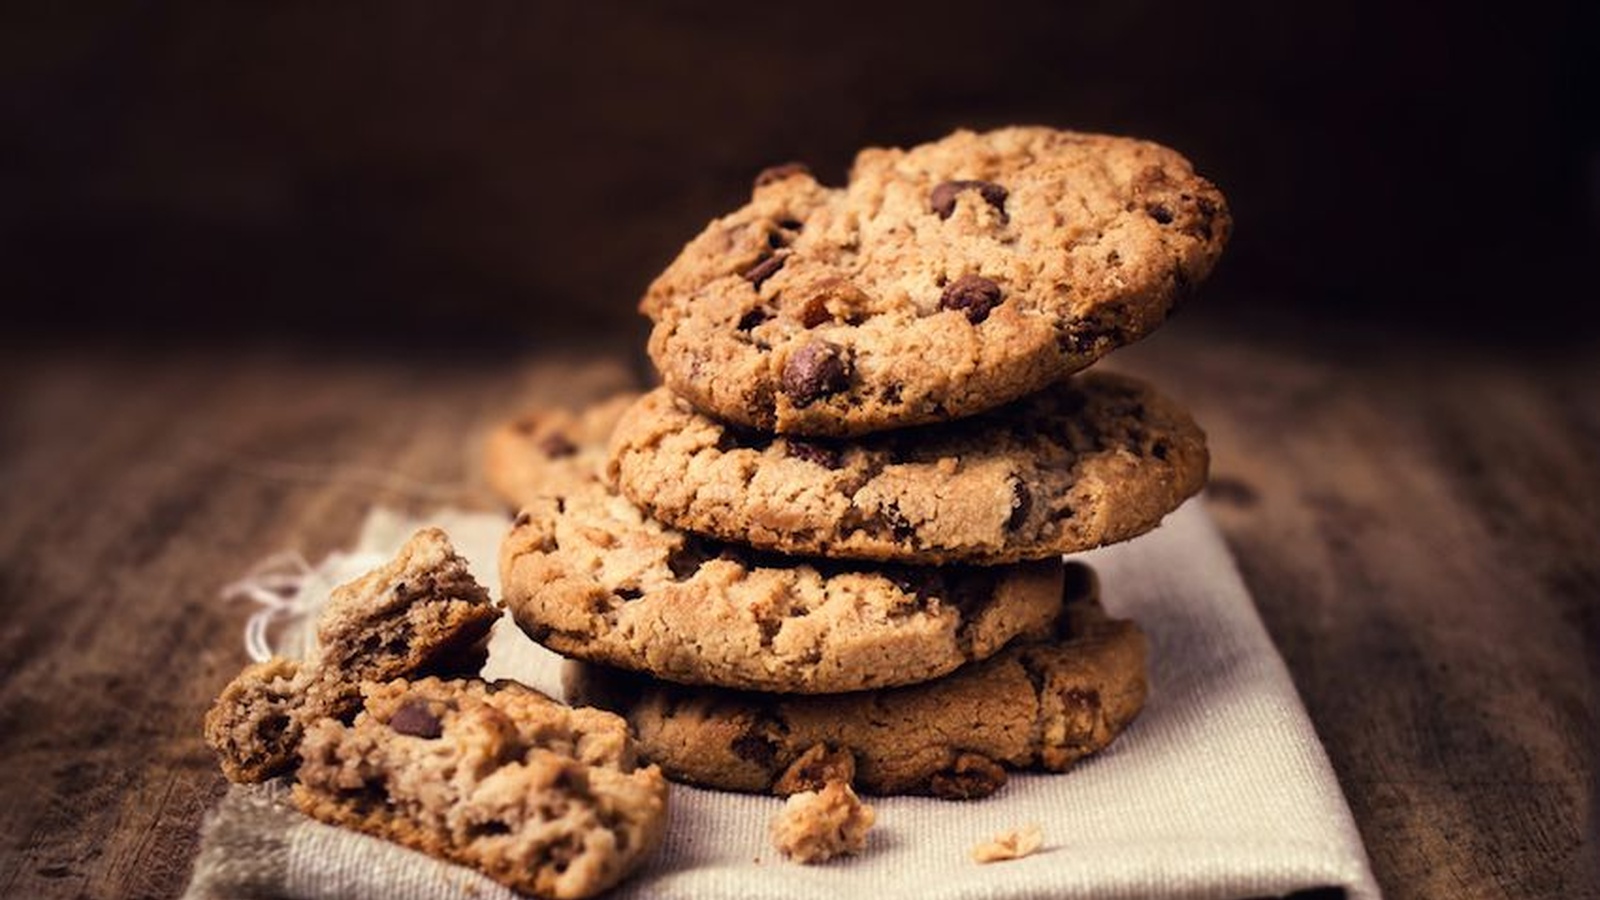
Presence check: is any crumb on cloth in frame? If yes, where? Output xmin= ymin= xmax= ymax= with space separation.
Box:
xmin=971 ymin=823 xmax=1044 ymax=863
xmin=770 ymin=781 xmax=875 ymax=864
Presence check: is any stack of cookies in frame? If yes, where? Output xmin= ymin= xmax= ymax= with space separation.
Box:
xmin=493 ymin=126 xmax=1229 ymax=802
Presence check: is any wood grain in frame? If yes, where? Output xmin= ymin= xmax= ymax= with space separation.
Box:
xmin=1 ymin=322 xmax=1595 ymax=899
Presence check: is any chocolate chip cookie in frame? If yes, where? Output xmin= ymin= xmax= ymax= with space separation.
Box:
xmin=643 ymin=126 xmax=1229 ymax=435
xmin=485 ymin=393 xmax=640 ymax=510
xmin=204 ymin=528 xmax=500 ymax=782
xmin=608 ymin=371 xmax=1207 ymax=565
xmin=565 ymin=562 xmax=1146 ymax=798
xmin=295 ymin=676 xmax=669 ymax=900
xmin=499 ymin=479 xmax=1065 ymax=694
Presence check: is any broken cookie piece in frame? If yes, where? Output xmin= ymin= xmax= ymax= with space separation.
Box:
xmin=769 ymin=781 xmax=874 ymax=864
xmin=295 ymin=676 xmax=669 ymax=899
xmin=971 ymin=823 xmax=1044 ymax=863
xmin=204 ymin=527 xmax=500 ymax=782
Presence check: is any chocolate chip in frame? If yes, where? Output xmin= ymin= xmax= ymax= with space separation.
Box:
xmin=780 ymin=341 xmax=851 ymax=407
xmin=742 ymin=253 xmax=786 ymax=288
xmin=1007 ymin=480 xmax=1032 ymax=530
xmin=940 ymin=275 xmax=1003 ymax=323
xmin=538 ymin=432 xmax=578 ymax=458
xmin=1145 ymin=202 xmax=1174 ymax=224
xmin=776 ymin=218 xmax=805 ymax=232
xmin=389 ymin=701 xmax=442 ymax=739
xmin=876 ymin=504 xmax=917 ymax=543
xmin=929 ymin=752 xmax=1007 ymax=799
xmin=616 ymin=586 xmax=644 ymax=602
xmin=786 ymin=439 xmax=842 ymax=469
xmin=930 ymin=179 xmax=1008 ymax=220
xmin=512 ymin=510 xmax=532 ymax=528
xmin=737 ymin=307 xmax=772 ymax=331
xmin=753 ymin=162 xmax=812 ymax=189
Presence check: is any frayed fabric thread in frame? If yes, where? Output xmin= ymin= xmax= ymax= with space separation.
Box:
xmin=219 ymin=548 xmax=389 ymax=661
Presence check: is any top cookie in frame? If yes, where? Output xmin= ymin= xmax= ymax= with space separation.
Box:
xmin=608 ymin=372 xmax=1208 ymax=565
xmin=643 ymin=126 xmax=1229 ymax=436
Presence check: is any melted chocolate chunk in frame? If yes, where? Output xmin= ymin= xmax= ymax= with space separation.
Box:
xmin=389 ymin=701 xmax=443 ymax=739
xmin=940 ymin=274 xmax=1003 ymax=323
xmin=780 ymin=341 xmax=851 ymax=407
xmin=743 ymin=253 xmax=787 ymax=288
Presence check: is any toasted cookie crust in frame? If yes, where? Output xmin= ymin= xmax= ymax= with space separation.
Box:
xmin=608 ymin=372 xmax=1207 ymax=565
xmin=294 ymin=676 xmax=668 ymax=900
xmin=644 ymin=126 xmax=1229 ymax=435
xmin=566 ymin=564 xmax=1146 ymax=799
xmin=499 ymin=479 xmax=1064 ymax=694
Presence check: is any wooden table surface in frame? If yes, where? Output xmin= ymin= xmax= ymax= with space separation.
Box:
xmin=2 ymin=319 xmax=1596 ymax=899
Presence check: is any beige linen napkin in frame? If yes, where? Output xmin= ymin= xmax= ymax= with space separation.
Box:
xmin=186 ymin=499 xmax=1380 ymax=900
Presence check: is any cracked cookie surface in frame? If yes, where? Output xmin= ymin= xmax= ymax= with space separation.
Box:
xmin=204 ymin=528 xmax=501 ymax=782
xmin=608 ymin=372 xmax=1207 ymax=565
xmin=643 ymin=126 xmax=1229 ymax=436
xmin=294 ymin=676 xmax=668 ymax=900
xmin=499 ymin=479 xmax=1064 ymax=694
xmin=565 ymin=563 xmax=1145 ymax=798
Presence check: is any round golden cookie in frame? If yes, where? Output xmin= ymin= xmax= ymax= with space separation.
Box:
xmin=565 ymin=563 xmax=1147 ymax=799
xmin=607 ymin=371 xmax=1207 ymax=565
xmin=643 ymin=126 xmax=1229 ymax=436
xmin=498 ymin=479 xmax=1065 ymax=694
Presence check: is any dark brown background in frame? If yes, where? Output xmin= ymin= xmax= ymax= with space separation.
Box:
xmin=3 ymin=0 xmax=1596 ymax=349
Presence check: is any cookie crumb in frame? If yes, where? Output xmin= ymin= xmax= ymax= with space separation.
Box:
xmin=770 ymin=782 xmax=875 ymax=864
xmin=971 ymin=823 xmax=1044 ymax=863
